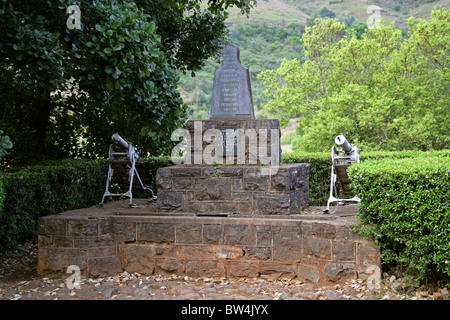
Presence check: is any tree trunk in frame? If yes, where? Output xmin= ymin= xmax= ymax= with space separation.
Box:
xmin=26 ymin=91 xmax=52 ymax=165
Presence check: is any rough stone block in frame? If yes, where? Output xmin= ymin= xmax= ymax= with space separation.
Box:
xmin=270 ymin=168 xmax=296 ymax=191
xmin=238 ymin=202 xmax=252 ymax=214
xmin=253 ymin=193 xmax=291 ymax=214
xmin=202 ymin=224 xmax=223 ymax=244
xmin=187 ymin=202 xmax=216 ymax=213
xmin=203 ymin=167 xmax=243 ymax=177
xmin=122 ymin=244 xmax=155 ymax=275
xmin=154 ymin=243 xmax=178 ymax=258
xmin=137 ymin=223 xmax=175 ymax=243
xmin=229 ymin=261 xmax=259 ymax=278
xmin=215 ymin=202 xmax=239 ymax=213
xmin=232 ymin=177 xmax=243 ymax=190
xmin=260 ymin=262 xmax=295 ymax=281
xmin=155 ymin=167 xmax=172 ymax=190
xmin=38 ymin=235 xmax=53 ymax=247
xmin=173 ymin=178 xmax=194 ymax=190
xmin=243 ymin=169 xmax=269 ymax=191
xmin=323 ymin=262 xmax=356 ymax=282
xmin=224 ymin=225 xmax=256 ymax=246
xmin=185 ymin=261 xmax=200 ymax=277
xmin=156 ymin=258 xmax=184 ymax=275
xmin=297 ymin=264 xmax=319 ymax=283
xmin=336 ymin=224 xmax=361 ymax=240
xmin=88 ymin=246 xmax=116 ymax=258
xmin=201 ymin=261 xmax=226 ymax=278
xmin=313 ymin=222 xmax=336 ymax=239
xmin=173 ymin=167 xmax=202 ymax=177
xmin=332 ymin=241 xmax=355 ymax=261
xmin=256 ymin=231 xmax=271 ymax=247
xmin=194 ymin=178 xmax=231 ymax=201
xmin=176 ymin=224 xmax=202 ymax=244
xmin=98 ymin=218 xmax=113 ymax=235
xmin=214 ymin=245 xmax=244 ymax=260
xmin=303 ymin=237 xmax=331 ymax=260
xmin=67 ymin=219 xmax=98 ymax=237
xmin=179 ymin=245 xmax=214 ymax=260
xmin=73 ymin=235 xmax=114 ymax=248
xmin=157 ymin=191 xmax=186 ymax=211
xmin=273 ymin=232 xmax=302 ymax=262
xmin=113 ymin=222 xmax=136 ymax=243
xmin=51 ymin=236 xmax=73 ymax=247
xmin=89 ymin=256 xmax=122 ymax=277
xmin=244 ymin=246 xmax=271 ymax=260
xmin=231 ymin=192 xmax=251 ymax=201
xmin=38 ymin=218 xmax=66 ymax=235
xmin=38 ymin=247 xmax=87 ymax=274
xmin=357 ymin=242 xmax=381 ymax=271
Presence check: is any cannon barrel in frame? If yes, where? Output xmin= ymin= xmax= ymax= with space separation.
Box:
xmin=335 ymin=135 xmax=352 ymax=154
xmin=112 ymin=133 xmax=129 ymax=150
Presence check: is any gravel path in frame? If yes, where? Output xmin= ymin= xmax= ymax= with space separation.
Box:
xmin=0 ymin=241 xmax=448 ymax=301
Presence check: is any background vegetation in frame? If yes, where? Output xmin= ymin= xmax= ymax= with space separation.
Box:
xmin=0 ymin=0 xmax=254 ymax=166
xmin=259 ymin=9 xmax=449 ymax=153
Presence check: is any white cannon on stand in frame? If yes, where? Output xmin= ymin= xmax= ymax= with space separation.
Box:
xmin=100 ymin=133 xmax=156 ymax=207
xmin=323 ymin=135 xmax=360 ymax=214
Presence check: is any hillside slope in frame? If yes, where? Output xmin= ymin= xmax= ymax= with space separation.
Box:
xmin=227 ymin=0 xmax=450 ymax=27
xmin=180 ymin=0 xmax=449 ymax=120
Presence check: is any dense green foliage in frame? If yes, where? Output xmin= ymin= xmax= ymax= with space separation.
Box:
xmin=0 ymin=159 xmax=107 ymax=252
xmin=0 ymin=0 xmax=253 ymax=165
xmin=259 ymin=8 xmax=450 ymax=152
xmin=281 ymin=149 xmax=450 ymax=206
xmin=348 ymin=155 xmax=450 ymax=285
xmin=0 ymin=157 xmax=173 ymax=253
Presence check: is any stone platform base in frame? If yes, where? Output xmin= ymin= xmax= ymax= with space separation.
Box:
xmin=156 ymin=164 xmax=309 ymax=215
xmin=38 ymin=201 xmax=380 ymax=284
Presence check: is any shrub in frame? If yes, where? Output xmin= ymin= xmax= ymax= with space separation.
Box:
xmin=0 ymin=157 xmax=173 ymax=253
xmin=282 ymin=149 xmax=450 ymax=206
xmin=348 ymin=155 xmax=450 ymax=285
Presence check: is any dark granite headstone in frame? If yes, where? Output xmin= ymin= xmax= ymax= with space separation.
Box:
xmin=210 ymin=44 xmax=255 ymax=119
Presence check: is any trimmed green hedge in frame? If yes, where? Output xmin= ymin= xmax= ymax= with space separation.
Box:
xmin=281 ymin=150 xmax=450 ymax=206
xmin=0 ymin=157 xmax=173 ymax=253
xmin=348 ymin=155 xmax=450 ymax=284
xmin=282 ymin=152 xmax=331 ymax=206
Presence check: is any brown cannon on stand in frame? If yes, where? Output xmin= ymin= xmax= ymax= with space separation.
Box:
xmin=100 ymin=133 xmax=156 ymax=207
xmin=323 ymin=135 xmax=361 ymax=214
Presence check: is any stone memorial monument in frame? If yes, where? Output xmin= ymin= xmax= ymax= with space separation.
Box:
xmin=157 ymin=44 xmax=309 ymax=215
xmin=184 ymin=44 xmax=282 ymax=165
xmin=37 ymin=44 xmax=380 ymax=284
xmin=210 ymin=44 xmax=255 ymax=119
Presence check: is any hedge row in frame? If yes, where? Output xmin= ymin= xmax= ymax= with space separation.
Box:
xmin=0 ymin=157 xmax=173 ymax=253
xmin=281 ymin=149 xmax=450 ymax=206
xmin=348 ymin=155 xmax=450 ymax=285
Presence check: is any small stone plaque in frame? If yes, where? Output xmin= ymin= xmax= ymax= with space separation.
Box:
xmin=210 ymin=44 xmax=255 ymax=119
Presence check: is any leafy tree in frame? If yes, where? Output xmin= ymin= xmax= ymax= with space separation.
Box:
xmin=259 ymin=9 xmax=450 ymax=152
xmin=319 ymin=7 xmax=335 ymax=19
xmin=348 ymin=21 xmax=368 ymax=39
xmin=0 ymin=0 xmax=254 ymax=165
